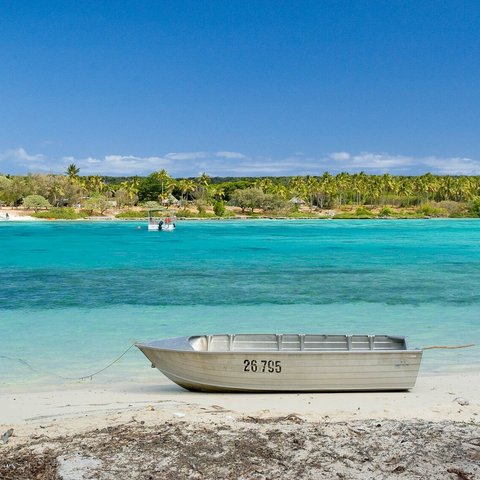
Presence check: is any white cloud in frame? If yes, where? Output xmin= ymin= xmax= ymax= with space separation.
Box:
xmin=349 ymin=152 xmax=413 ymax=170
xmin=84 ymin=157 xmax=101 ymax=165
xmin=0 ymin=147 xmax=45 ymax=163
xmin=0 ymin=147 xmax=50 ymax=173
xmin=329 ymin=151 xmax=351 ymax=161
xmin=422 ymin=156 xmax=480 ymax=175
xmin=70 ymin=154 xmax=172 ymax=175
xmin=165 ymin=151 xmax=246 ymax=161
xmin=62 ymin=151 xmax=247 ymax=176
xmin=208 ymin=162 xmax=303 ymax=176
xmin=215 ymin=151 xmax=246 ymax=159
xmin=2 ymin=147 xmax=480 ymax=176
xmin=326 ymin=152 xmax=480 ymax=175
xmin=328 ymin=151 xmax=413 ymax=170
xmin=165 ymin=152 xmax=208 ymax=160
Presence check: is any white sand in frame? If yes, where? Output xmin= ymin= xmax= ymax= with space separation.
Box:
xmin=1 ymin=373 xmax=479 ymax=479
xmin=0 ymin=208 xmax=37 ymax=221
xmin=1 ymin=371 xmax=478 ymax=441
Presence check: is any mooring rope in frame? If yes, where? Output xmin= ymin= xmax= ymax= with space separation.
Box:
xmin=423 ymin=343 xmax=475 ymax=350
xmin=0 ymin=342 xmax=137 ymax=381
xmin=74 ymin=343 xmax=137 ymax=380
xmin=1 ymin=342 xmax=476 ymax=381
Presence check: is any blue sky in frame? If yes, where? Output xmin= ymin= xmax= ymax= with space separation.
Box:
xmin=1 ymin=1 xmax=479 ymax=177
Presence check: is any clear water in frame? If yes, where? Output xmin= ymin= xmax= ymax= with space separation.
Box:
xmin=1 ymin=219 xmax=479 ymax=387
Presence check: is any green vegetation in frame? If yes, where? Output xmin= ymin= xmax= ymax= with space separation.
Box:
xmin=22 ymin=194 xmax=51 ymax=211
xmin=33 ymin=207 xmax=84 ymax=219
xmin=416 ymin=203 xmax=448 ymax=217
xmin=1 ymin=168 xmax=480 ymax=219
xmin=115 ymin=210 xmax=150 ymax=219
xmin=332 ymin=206 xmax=374 ymax=219
xmin=82 ymin=195 xmax=110 ymax=215
xmin=281 ymin=211 xmax=320 ymax=218
xmin=175 ymin=209 xmax=217 ymax=218
xmin=469 ymin=198 xmax=480 ymax=217
xmin=355 ymin=206 xmax=374 ymax=217
xmin=213 ymin=200 xmax=226 ymax=217
xmin=379 ymin=206 xmax=395 ymax=217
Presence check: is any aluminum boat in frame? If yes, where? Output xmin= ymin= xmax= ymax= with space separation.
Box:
xmin=136 ymin=334 xmax=422 ymax=392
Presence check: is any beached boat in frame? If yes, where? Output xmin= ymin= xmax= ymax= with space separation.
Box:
xmin=136 ymin=334 xmax=423 ymax=392
xmin=147 ymin=210 xmax=176 ymax=231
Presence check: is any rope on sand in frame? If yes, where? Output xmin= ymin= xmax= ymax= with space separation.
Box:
xmin=0 ymin=342 xmax=137 ymax=381
xmin=423 ymin=343 xmax=475 ymax=350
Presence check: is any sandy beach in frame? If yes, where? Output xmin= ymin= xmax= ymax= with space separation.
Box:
xmin=1 ymin=372 xmax=479 ymax=479
xmin=0 ymin=209 xmax=37 ymax=221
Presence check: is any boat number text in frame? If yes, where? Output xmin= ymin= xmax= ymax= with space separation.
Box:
xmin=243 ymin=359 xmax=282 ymax=373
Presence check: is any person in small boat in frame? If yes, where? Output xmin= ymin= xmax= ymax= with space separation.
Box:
xmin=158 ymin=220 xmax=164 ymax=230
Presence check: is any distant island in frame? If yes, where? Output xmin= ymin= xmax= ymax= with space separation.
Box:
xmin=1 ymin=165 xmax=480 ymax=219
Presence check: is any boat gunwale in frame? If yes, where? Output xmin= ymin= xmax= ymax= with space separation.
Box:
xmin=135 ymin=345 xmax=423 ymax=355
xmin=136 ymin=334 xmax=421 ymax=354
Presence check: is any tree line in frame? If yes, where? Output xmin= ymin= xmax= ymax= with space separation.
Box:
xmin=1 ymin=165 xmax=480 ymax=216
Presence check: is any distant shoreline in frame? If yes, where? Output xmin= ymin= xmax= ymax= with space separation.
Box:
xmin=2 ymin=201 xmax=480 ymax=222
xmin=2 ymin=211 xmax=480 ymax=222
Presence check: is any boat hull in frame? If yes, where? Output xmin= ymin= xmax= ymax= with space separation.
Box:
xmin=137 ymin=343 xmax=422 ymax=392
xmin=147 ymin=224 xmax=175 ymax=231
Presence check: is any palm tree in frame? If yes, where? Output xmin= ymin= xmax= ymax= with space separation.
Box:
xmin=207 ymin=184 xmax=225 ymax=201
xmin=351 ymin=171 xmax=369 ymax=206
xmin=195 ymin=172 xmax=211 ymax=205
xmin=457 ymin=176 xmax=476 ymax=202
xmin=304 ymin=176 xmax=319 ymax=209
xmin=119 ymin=181 xmax=139 ymax=205
xmin=155 ymin=169 xmax=175 ymax=201
xmin=317 ymin=172 xmax=333 ymax=208
xmin=88 ymin=175 xmax=106 ymax=194
xmin=271 ymin=183 xmax=289 ymax=199
xmin=178 ymin=179 xmax=196 ymax=203
xmin=288 ymin=176 xmax=307 ymax=203
xmin=335 ymin=172 xmax=350 ymax=206
xmin=47 ymin=177 xmax=65 ymax=207
xmin=254 ymin=178 xmax=274 ymax=193
xmin=131 ymin=176 xmax=140 ymax=190
xmin=380 ymin=173 xmax=397 ymax=205
xmin=66 ymin=163 xmax=80 ymax=182
xmin=198 ymin=172 xmax=211 ymax=187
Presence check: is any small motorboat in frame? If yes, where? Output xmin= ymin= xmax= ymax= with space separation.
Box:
xmin=136 ymin=334 xmax=423 ymax=392
xmin=147 ymin=210 xmax=176 ymax=231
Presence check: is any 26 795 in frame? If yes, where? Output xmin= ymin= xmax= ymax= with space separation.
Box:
xmin=243 ymin=359 xmax=282 ymax=373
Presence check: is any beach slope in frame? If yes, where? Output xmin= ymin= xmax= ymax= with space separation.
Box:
xmin=1 ymin=372 xmax=479 ymax=479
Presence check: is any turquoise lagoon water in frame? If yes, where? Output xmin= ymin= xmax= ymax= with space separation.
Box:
xmin=0 ymin=219 xmax=479 ymax=388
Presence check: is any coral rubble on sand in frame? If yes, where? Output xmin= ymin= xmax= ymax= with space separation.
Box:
xmin=1 ymin=418 xmax=479 ymax=480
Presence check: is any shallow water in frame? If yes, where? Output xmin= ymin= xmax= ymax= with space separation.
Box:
xmin=1 ymin=219 xmax=479 ymax=387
